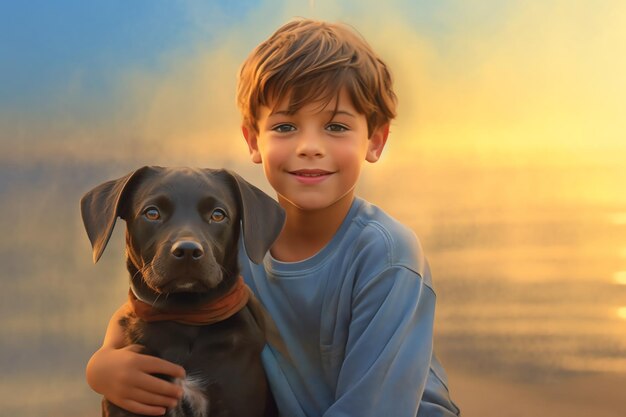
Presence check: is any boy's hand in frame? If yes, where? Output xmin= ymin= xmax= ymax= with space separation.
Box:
xmin=86 ymin=344 xmax=186 ymax=416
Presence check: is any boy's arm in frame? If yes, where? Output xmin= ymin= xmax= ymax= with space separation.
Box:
xmin=323 ymin=266 xmax=455 ymax=417
xmin=86 ymin=304 xmax=185 ymax=416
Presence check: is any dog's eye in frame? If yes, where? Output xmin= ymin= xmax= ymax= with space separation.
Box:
xmin=210 ymin=208 xmax=227 ymax=222
xmin=143 ymin=207 xmax=161 ymax=221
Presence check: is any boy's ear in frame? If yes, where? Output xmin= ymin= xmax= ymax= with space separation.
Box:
xmin=242 ymin=124 xmax=263 ymax=164
xmin=366 ymin=123 xmax=390 ymax=163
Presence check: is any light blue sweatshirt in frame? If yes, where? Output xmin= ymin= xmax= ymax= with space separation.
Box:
xmin=240 ymin=197 xmax=459 ymax=417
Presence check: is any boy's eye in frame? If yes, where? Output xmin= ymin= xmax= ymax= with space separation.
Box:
xmin=143 ymin=207 xmax=161 ymax=221
xmin=272 ymin=124 xmax=296 ymax=133
xmin=326 ymin=123 xmax=348 ymax=132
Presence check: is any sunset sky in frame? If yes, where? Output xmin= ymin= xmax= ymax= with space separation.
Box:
xmin=2 ymin=0 xmax=624 ymax=168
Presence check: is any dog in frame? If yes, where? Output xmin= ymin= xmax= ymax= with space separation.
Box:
xmin=81 ymin=166 xmax=285 ymax=417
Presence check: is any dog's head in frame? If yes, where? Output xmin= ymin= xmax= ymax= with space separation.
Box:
xmin=80 ymin=166 xmax=285 ymax=309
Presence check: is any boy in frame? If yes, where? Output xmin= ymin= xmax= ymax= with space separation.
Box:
xmin=86 ymin=18 xmax=459 ymax=416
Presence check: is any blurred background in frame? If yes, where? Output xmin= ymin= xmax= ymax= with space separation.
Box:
xmin=1 ymin=1 xmax=625 ymax=416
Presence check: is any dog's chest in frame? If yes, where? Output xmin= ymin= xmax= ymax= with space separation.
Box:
xmin=119 ymin=310 xmax=270 ymax=417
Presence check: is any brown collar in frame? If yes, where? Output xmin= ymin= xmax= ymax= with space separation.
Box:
xmin=127 ymin=276 xmax=250 ymax=325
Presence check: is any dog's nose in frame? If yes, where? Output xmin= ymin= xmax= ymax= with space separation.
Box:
xmin=171 ymin=240 xmax=204 ymax=260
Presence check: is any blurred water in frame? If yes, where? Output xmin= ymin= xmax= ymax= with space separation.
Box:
xmin=360 ymin=161 xmax=626 ymax=381
xmin=1 ymin=158 xmax=625 ymax=415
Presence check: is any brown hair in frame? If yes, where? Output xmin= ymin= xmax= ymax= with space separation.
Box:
xmin=236 ymin=18 xmax=397 ymax=136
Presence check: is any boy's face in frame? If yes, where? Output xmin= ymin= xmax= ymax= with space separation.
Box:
xmin=242 ymin=89 xmax=388 ymax=212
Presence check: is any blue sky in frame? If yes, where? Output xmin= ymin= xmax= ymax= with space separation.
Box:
xmin=1 ymin=1 xmax=257 ymax=109
xmin=0 ymin=0 xmax=511 ymax=110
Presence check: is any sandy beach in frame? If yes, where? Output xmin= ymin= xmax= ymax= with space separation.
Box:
xmin=448 ymin=368 xmax=626 ymax=417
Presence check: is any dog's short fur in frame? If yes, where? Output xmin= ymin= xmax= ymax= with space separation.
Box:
xmin=81 ymin=166 xmax=285 ymax=417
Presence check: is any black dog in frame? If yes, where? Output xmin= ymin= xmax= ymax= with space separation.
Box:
xmin=81 ymin=166 xmax=285 ymax=417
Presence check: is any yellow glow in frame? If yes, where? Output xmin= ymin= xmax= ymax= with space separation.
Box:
xmin=617 ymin=307 xmax=626 ymax=320
xmin=380 ymin=0 xmax=626 ymax=169
xmin=614 ymin=272 xmax=626 ymax=285
xmin=610 ymin=213 xmax=626 ymax=225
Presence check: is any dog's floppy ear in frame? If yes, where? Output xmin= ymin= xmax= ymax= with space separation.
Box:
xmin=80 ymin=166 xmax=156 ymax=263
xmin=218 ymin=170 xmax=285 ymax=264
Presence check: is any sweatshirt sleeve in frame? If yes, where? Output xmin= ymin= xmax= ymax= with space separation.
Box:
xmin=322 ymin=264 xmax=436 ymax=417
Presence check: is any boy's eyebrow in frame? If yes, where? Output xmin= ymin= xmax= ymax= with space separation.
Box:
xmin=269 ymin=109 xmax=357 ymax=118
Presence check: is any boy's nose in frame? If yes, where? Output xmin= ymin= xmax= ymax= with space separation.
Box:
xmin=296 ymin=133 xmax=325 ymax=158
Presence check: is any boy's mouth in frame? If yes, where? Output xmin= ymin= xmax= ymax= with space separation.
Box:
xmin=289 ymin=169 xmax=333 ymax=177
xmin=288 ymin=169 xmax=334 ymax=184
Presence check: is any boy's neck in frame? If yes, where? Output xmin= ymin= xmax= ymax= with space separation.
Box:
xmin=270 ymin=192 xmax=355 ymax=262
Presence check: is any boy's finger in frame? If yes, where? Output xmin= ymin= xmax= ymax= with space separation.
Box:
xmin=121 ymin=344 xmax=185 ymax=379
xmin=138 ymin=355 xmax=186 ymax=379
xmin=120 ymin=399 xmax=167 ymax=416
xmin=137 ymin=372 xmax=185 ymax=399
xmin=128 ymin=387 xmax=180 ymax=409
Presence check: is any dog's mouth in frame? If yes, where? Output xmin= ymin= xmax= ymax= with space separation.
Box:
xmin=131 ymin=270 xmax=226 ymax=310
xmin=147 ymin=273 xmax=222 ymax=294
xmin=132 ymin=284 xmax=220 ymax=310
xmin=171 ymin=281 xmax=205 ymax=292
xmin=163 ymin=278 xmax=212 ymax=294
xmin=140 ymin=260 xmax=224 ymax=295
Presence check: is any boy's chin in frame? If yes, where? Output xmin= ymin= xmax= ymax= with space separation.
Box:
xmin=278 ymin=191 xmax=355 ymax=213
